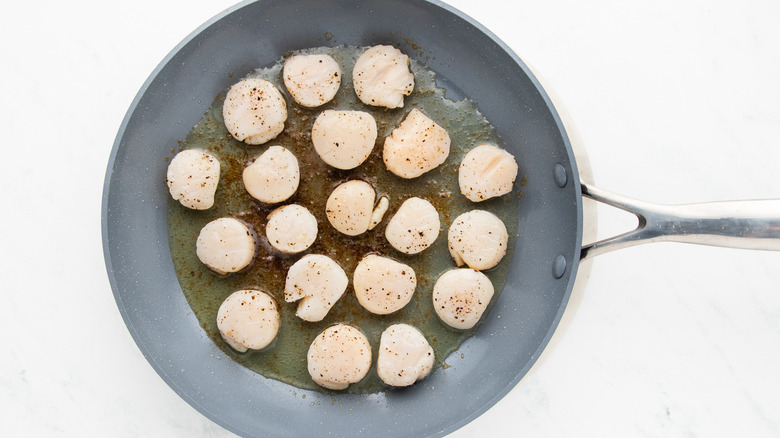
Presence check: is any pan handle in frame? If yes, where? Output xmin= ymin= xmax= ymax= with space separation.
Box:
xmin=580 ymin=182 xmax=780 ymax=259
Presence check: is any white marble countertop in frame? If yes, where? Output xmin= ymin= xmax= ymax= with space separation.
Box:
xmin=2 ymin=0 xmax=779 ymax=436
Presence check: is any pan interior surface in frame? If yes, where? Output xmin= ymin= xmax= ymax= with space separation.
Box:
xmin=101 ymin=0 xmax=582 ymax=436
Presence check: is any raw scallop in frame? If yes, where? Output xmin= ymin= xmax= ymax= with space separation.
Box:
xmin=377 ymin=324 xmax=434 ymax=387
xmin=459 ymin=144 xmax=518 ymax=202
xmin=385 ymin=197 xmax=440 ymax=254
xmin=326 ymin=180 xmax=375 ymax=236
xmin=283 ymin=53 xmax=341 ymax=107
xmin=284 ymin=254 xmax=348 ymax=322
xmin=352 ymin=45 xmax=414 ymax=109
xmin=265 ymin=204 xmax=318 ymax=254
xmin=448 ymin=210 xmax=509 ymax=270
xmin=432 ymin=269 xmax=494 ymax=330
xmin=242 ymin=146 xmax=299 ymax=204
xmin=166 ymin=149 xmax=220 ymax=210
xmin=223 ymin=77 xmax=287 ymax=145
xmin=307 ymin=324 xmax=372 ymax=390
xmin=383 ymin=109 xmax=450 ymax=179
xmin=353 ymin=255 xmax=416 ymax=315
xmin=311 ymin=110 xmax=377 ymax=170
xmin=196 ymin=217 xmax=256 ymax=275
xmin=217 ymin=289 xmax=280 ymax=353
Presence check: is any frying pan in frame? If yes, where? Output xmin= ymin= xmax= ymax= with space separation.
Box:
xmin=101 ymin=0 xmax=780 ymax=436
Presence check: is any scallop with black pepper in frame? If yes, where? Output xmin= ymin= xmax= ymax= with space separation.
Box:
xmin=196 ymin=217 xmax=257 ymax=275
xmin=284 ymin=254 xmax=348 ymax=322
xmin=242 ymin=146 xmax=299 ymax=204
xmin=223 ymin=77 xmax=287 ymax=145
xmin=283 ymin=53 xmax=341 ymax=107
xmin=166 ymin=149 xmax=220 ymax=210
xmin=448 ymin=210 xmax=509 ymax=270
xmin=217 ymin=289 xmax=280 ymax=353
xmin=352 ymin=45 xmax=414 ymax=109
xmin=383 ymin=108 xmax=450 ymax=179
xmin=326 ymin=180 xmax=385 ymax=236
xmin=311 ymin=110 xmax=377 ymax=170
xmin=432 ymin=268 xmax=494 ymax=330
xmin=353 ymin=254 xmax=416 ymax=315
xmin=377 ymin=324 xmax=434 ymax=387
xmin=307 ymin=324 xmax=372 ymax=390
xmin=385 ymin=197 xmax=440 ymax=254
xmin=459 ymin=144 xmax=518 ymax=202
xmin=265 ymin=204 xmax=318 ymax=254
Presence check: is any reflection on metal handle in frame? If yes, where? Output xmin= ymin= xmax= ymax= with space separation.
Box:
xmin=580 ymin=183 xmax=780 ymax=260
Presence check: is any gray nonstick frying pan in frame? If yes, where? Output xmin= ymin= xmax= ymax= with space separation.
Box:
xmin=101 ymin=0 xmax=780 ymax=436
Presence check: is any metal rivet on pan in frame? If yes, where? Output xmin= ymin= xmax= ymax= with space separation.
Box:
xmin=553 ymin=163 xmax=567 ymax=188
xmin=553 ymin=254 xmax=567 ymax=279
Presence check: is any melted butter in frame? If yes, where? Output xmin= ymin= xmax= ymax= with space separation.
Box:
xmin=167 ymin=46 xmax=521 ymax=393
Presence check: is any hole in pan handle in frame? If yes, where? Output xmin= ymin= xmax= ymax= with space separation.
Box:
xmin=580 ymin=182 xmax=780 ymax=260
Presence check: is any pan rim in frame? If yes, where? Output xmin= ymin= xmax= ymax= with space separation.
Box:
xmin=101 ymin=0 xmax=584 ymax=436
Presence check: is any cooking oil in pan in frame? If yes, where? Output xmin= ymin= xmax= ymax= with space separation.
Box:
xmin=167 ymin=46 xmax=521 ymax=393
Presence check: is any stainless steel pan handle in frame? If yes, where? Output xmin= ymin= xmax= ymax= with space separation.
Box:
xmin=580 ymin=182 xmax=780 ymax=259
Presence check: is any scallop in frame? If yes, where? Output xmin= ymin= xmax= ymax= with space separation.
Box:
xmin=222 ymin=77 xmax=287 ymax=145
xmin=385 ymin=197 xmax=440 ymax=254
xmin=283 ymin=53 xmax=341 ymax=107
xmin=448 ymin=210 xmax=509 ymax=270
xmin=352 ymin=45 xmax=414 ymax=109
xmin=217 ymin=289 xmax=280 ymax=353
xmin=326 ymin=180 xmax=375 ymax=236
xmin=353 ymin=254 xmax=416 ymax=315
xmin=432 ymin=269 xmax=494 ymax=330
xmin=284 ymin=254 xmax=348 ymax=322
xmin=196 ymin=218 xmax=256 ymax=275
xmin=459 ymin=144 xmax=519 ymax=202
xmin=166 ymin=149 xmax=220 ymax=210
xmin=242 ymin=146 xmax=299 ymax=204
xmin=383 ymin=109 xmax=450 ymax=179
xmin=311 ymin=110 xmax=377 ymax=170
xmin=377 ymin=324 xmax=434 ymax=387
xmin=307 ymin=324 xmax=372 ymax=390
xmin=265 ymin=204 xmax=318 ymax=254
xmin=368 ymin=196 xmax=389 ymax=230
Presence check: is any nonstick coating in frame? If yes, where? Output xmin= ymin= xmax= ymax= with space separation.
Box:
xmin=101 ymin=0 xmax=583 ymax=436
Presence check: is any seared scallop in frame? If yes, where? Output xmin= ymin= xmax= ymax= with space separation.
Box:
xmin=377 ymin=324 xmax=434 ymax=387
xmin=459 ymin=144 xmax=518 ymax=202
xmin=353 ymin=254 xmax=416 ymax=315
xmin=385 ymin=197 xmax=440 ymax=254
xmin=283 ymin=53 xmax=341 ymax=107
xmin=196 ymin=218 xmax=256 ymax=275
xmin=311 ymin=110 xmax=377 ymax=170
xmin=223 ymin=77 xmax=287 ymax=145
xmin=265 ymin=204 xmax=318 ymax=254
xmin=432 ymin=269 xmax=494 ymax=330
xmin=307 ymin=324 xmax=372 ymax=390
xmin=383 ymin=109 xmax=450 ymax=179
xmin=352 ymin=45 xmax=414 ymax=109
xmin=326 ymin=180 xmax=375 ymax=236
xmin=243 ymin=146 xmax=299 ymax=204
xmin=448 ymin=210 xmax=509 ymax=270
xmin=217 ymin=289 xmax=280 ymax=353
xmin=284 ymin=254 xmax=348 ymax=322
xmin=166 ymin=149 xmax=220 ymax=210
